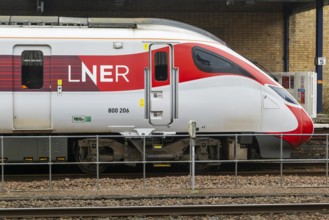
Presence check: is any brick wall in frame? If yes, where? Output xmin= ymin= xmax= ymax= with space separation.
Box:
xmin=0 ymin=0 xmax=286 ymax=73
xmin=1 ymin=0 xmax=297 ymax=96
xmin=155 ymin=11 xmax=285 ymax=72
xmin=216 ymin=12 xmax=284 ymax=72
xmin=289 ymin=6 xmax=329 ymax=113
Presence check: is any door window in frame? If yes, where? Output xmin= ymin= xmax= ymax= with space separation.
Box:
xmin=154 ymin=51 xmax=168 ymax=81
xmin=21 ymin=50 xmax=44 ymax=89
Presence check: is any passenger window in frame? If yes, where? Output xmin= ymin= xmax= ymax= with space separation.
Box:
xmin=21 ymin=50 xmax=43 ymax=89
xmin=192 ymin=46 xmax=254 ymax=79
xmin=193 ymin=47 xmax=232 ymax=72
xmin=154 ymin=51 xmax=168 ymax=81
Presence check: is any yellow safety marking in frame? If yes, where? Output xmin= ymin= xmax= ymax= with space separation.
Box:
xmin=153 ymin=164 xmax=171 ymax=167
xmin=24 ymin=157 xmax=33 ymax=161
xmin=39 ymin=157 xmax=49 ymax=161
xmin=143 ymin=43 xmax=149 ymax=51
xmin=140 ymin=98 xmax=145 ymax=107
xmin=57 ymin=79 xmax=63 ymax=86
xmin=56 ymin=157 xmax=66 ymax=161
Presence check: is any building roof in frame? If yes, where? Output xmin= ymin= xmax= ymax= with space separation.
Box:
xmin=0 ymin=0 xmax=321 ymax=16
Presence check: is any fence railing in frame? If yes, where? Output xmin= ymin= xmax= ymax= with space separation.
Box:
xmin=0 ymin=133 xmax=327 ymax=192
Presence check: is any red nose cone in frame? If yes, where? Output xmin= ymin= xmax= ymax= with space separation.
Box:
xmin=299 ymin=108 xmax=314 ymax=145
xmin=284 ymin=106 xmax=314 ymax=148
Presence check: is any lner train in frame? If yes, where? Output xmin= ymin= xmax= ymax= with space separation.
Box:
xmin=0 ymin=16 xmax=313 ymax=173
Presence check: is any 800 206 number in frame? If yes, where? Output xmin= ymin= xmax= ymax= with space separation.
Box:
xmin=108 ymin=108 xmax=129 ymax=114
xmin=120 ymin=108 xmax=129 ymax=113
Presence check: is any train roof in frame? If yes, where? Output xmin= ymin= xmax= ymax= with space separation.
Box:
xmin=0 ymin=16 xmax=225 ymax=45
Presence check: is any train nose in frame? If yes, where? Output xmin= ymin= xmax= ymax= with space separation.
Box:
xmin=299 ymin=108 xmax=314 ymax=145
xmin=287 ymin=107 xmax=314 ymax=148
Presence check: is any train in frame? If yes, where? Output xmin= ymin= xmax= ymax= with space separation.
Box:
xmin=0 ymin=16 xmax=314 ymax=173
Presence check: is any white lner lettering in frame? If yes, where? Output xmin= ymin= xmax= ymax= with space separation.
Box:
xmin=68 ymin=62 xmax=129 ymax=85
xmin=67 ymin=65 xmax=79 ymax=82
xmin=100 ymin=65 xmax=114 ymax=82
xmin=82 ymin=62 xmax=97 ymax=84
xmin=116 ymin=65 xmax=129 ymax=82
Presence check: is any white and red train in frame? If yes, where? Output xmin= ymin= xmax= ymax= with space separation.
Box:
xmin=0 ymin=16 xmax=313 ymax=172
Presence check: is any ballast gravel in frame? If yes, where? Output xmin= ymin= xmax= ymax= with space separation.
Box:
xmin=1 ymin=175 xmax=329 ymax=219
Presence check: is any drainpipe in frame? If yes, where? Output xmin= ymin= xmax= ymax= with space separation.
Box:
xmin=283 ymin=8 xmax=292 ymax=72
xmin=316 ymin=0 xmax=324 ymax=113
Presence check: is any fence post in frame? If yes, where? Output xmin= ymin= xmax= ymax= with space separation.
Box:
xmin=48 ymin=136 xmax=52 ymax=191
xmin=326 ymin=134 xmax=328 ymax=187
xmin=280 ymin=134 xmax=283 ymax=187
xmin=188 ymin=120 xmax=196 ymax=191
xmin=234 ymin=134 xmax=238 ymax=188
xmin=143 ymin=136 xmax=146 ymax=189
xmin=1 ymin=136 xmax=3 ymax=193
xmin=96 ymin=135 xmax=100 ymax=190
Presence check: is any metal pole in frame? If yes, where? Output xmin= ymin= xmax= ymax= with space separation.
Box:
xmin=189 ymin=136 xmax=192 ymax=185
xmin=283 ymin=7 xmax=291 ymax=72
xmin=326 ymin=134 xmax=328 ymax=187
xmin=234 ymin=134 xmax=238 ymax=188
xmin=96 ymin=135 xmax=100 ymax=190
xmin=48 ymin=136 xmax=52 ymax=191
xmin=143 ymin=136 xmax=146 ymax=189
xmin=316 ymin=0 xmax=324 ymax=113
xmin=1 ymin=136 xmax=3 ymax=193
xmin=188 ymin=120 xmax=196 ymax=191
xmin=280 ymin=134 xmax=283 ymax=187
xmin=191 ymin=138 xmax=195 ymax=191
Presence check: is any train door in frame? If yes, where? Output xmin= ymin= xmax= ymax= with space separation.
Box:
xmin=13 ymin=46 xmax=52 ymax=130
xmin=145 ymin=43 xmax=178 ymax=126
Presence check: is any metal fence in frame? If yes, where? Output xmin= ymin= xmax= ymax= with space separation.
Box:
xmin=0 ymin=132 xmax=327 ymax=193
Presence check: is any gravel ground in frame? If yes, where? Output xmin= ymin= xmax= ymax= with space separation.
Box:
xmin=1 ymin=175 xmax=329 ymax=219
xmin=2 ymin=174 xmax=329 ymax=194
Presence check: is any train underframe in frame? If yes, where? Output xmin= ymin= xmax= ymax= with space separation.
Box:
xmin=73 ymin=135 xmax=262 ymax=173
xmin=0 ymin=134 xmax=292 ymax=173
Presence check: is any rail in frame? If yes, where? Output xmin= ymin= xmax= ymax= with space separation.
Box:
xmin=2 ymin=203 xmax=329 ymax=217
xmin=0 ymin=132 xmax=327 ymax=192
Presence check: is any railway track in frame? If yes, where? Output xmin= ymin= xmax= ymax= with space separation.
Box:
xmin=0 ymin=131 xmax=328 ymax=218
xmin=1 ymin=203 xmax=329 ymax=218
xmin=0 ymin=162 xmax=327 ymax=181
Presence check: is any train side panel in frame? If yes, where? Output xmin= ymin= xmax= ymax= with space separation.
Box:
xmin=0 ymin=23 xmax=314 ymax=166
xmin=0 ymin=36 xmax=266 ymax=134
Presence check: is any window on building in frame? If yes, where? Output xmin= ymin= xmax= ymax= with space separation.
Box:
xmin=21 ymin=50 xmax=43 ymax=89
xmin=154 ymin=51 xmax=168 ymax=81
